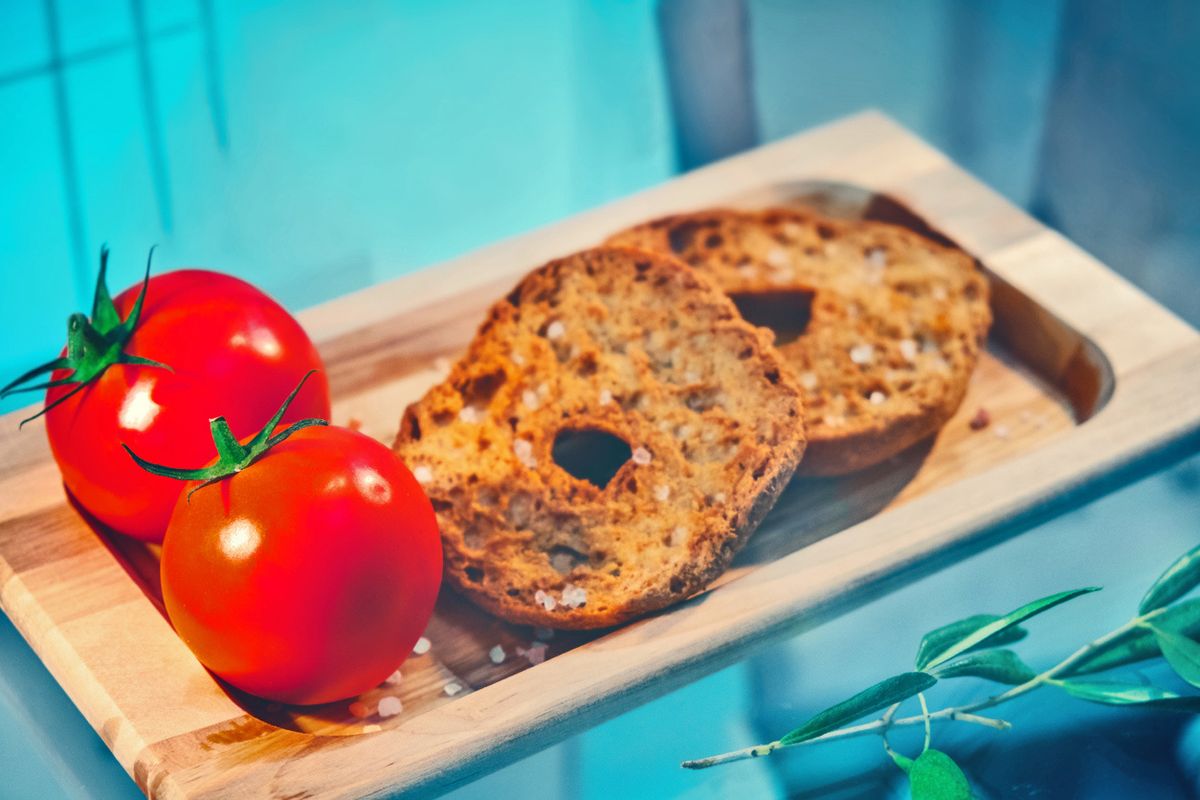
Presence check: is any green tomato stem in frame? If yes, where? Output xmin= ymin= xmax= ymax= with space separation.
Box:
xmin=122 ymin=370 xmax=328 ymax=500
xmin=1 ymin=246 xmax=171 ymax=427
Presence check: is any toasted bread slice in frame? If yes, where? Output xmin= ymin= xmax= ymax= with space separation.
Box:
xmin=607 ymin=208 xmax=991 ymax=475
xmin=394 ymin=247 xmax=806 ymax=629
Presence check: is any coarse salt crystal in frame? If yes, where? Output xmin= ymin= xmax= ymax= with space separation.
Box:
xmin=866 ymin=248 xmax=888 ymax=268
xmin=598 ymin=388 xmax=613 ymax=406
xmin=654 ymin=484 xmax=671 ymax=502
xmin=737 ymin=263 xmax=756 ymax=280
xmin=561 ymin=584 xmax=587 ymax=608
xmin=932 ymin=285 xmax=949 ymax=302
xmin=522 ymin=389 xmax=539 ymax=410
xmin=675 ymin=424 xmax=693 ymax=439
xmin=671 ymin=526 xmax=689 ymax=546
xmin=412 ymin=636 xmax=431 ymax=655
xmin=525 ymin=643 xmax=548 ymax=665
xmin=823 ymin=414 xmax=845 ymax=428
xmin=768 ymin=268 xmax=794 ymax=285
xmin=377 ymin=696 xmax=403 ymax=718
xmin=489 ymin=645 xmax=506 ymax=664
xmin=513 ymin=439 xmax=537 ymax=468
xmin=766 ymin=248 xmax=790 ymax=270
xmin=632 ymin=447 xmax=652 ymax=466
xmin=799 ymin=371 xmax=819 ymax=390
xmin=869 ymin=391 xmax=886 ymax=405
xmin=849 ymin=344 xmax=875 ymax=365
xmin=534 ymin=626 xmax=555 ymax=641
xmin=534 ymin=589 xmax=557 ymax=611
xmin=684 ymin=370 xmax=700 ymax=384
xmin=899 ymin=339 xmax=918 ymax=362
xmin=459 ymin=405 xmax=482 ymax=424
xmin=411 ymin=465 xmax=433 ymax=485
xmin=702 ymin=428 xmax=717 ymax=443
xmin=993 ymin=424 xmax=1011 ymax=440
xmin=385 ymin=669 xmax=404 ymax=685
xmin=443 ymin=681 xmax=463 ymax=697
xmin=537 ymin=382 xmax=550 ymax=397
xmin=511 ymin=351 xmax=526 ymax=365
xmin=546 ymin=320 xmax=565 ymax=340
xmin=713 ymin=492 xmax=727 ymax=504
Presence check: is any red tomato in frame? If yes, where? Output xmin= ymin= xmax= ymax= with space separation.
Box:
xmin=159 ymin=425 xmax=441 ymax=705
xmin=40 ymin=267 xmax=329 ymax=541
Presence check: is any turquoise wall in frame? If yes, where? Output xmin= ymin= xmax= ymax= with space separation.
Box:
xmin=0 ymin=0 xmax=674 ymax=412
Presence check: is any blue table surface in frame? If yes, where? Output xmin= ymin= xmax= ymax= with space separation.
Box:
xmin=2 ymin=2 xmax=1198 ymax=798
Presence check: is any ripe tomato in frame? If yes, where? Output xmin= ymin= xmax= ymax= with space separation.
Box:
xmin=6 ymin=249 xmax=329 ymax=541
xmin=158 ymin=424 xmax=442 ymax=705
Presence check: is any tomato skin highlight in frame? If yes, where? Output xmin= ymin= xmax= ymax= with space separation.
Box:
xmin=160 ymin=425 xmax=442 ymax=706
xmin=43 ymin=270 xmax=329 ymax=541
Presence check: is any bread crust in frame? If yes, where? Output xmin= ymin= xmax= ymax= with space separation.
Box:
xmin=394 ymin=247 xmax=806 ymax=629
xmin=607 ymin=208 xmax=991 ymax=475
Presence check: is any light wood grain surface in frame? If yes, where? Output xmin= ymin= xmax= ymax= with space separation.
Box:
xmin=1 ymin=111 xmax=1198 ymax=799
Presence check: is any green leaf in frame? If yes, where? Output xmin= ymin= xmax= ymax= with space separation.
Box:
xmin=923 ymin=588 xmax=1100 ymax=671
xmin=1140 ymin=543 xmax=1200 ymax=614
xmin=908 ymin=749 xmax=971 ymax=800
xmin=1056 ymin=679 xmax=1200 ymax=711
xmin=779 ymin=672 xmax=937 ymax=746
xmin=915 ymin=614 xmax=1029 ymax=670
xmin=1153 ymin=625 xmax=1200 ymax=688
xmin=1067 ymin=598 xmax=1200 ymax=676
xmin=930 ymin=649 xmax=1037 ymax=685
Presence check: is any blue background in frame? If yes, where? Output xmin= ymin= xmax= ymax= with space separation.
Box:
xmin=1 ymin=1 xmax=1198 ymax=797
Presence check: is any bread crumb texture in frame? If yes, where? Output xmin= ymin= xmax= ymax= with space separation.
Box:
xmin=608 ymin=208 xmax=992 ymax=474
xmin=395 ymin=247 xmax=806 ymax=628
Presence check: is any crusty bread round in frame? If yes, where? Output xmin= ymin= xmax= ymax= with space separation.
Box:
xmin=394 ymin=247 xmax=806 ymax=629
xmin=607 ymin=208 xmax=991 ymax=475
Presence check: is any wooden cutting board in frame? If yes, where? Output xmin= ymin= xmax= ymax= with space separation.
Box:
xmin=2 ymin=112 xmax=1199 ymax=799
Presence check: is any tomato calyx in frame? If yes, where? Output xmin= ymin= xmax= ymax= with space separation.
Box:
xmin=0 ymin=246 xmax=172 ymax=427
xmin=123 ymin=370 xmax=329 ymax=500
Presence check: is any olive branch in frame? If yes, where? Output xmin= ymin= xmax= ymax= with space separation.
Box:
xmin=683 ymin=542 xmax=1200 ymax=798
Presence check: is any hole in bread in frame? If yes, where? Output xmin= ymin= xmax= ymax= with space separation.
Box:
xmin=457 ymin=369 xmax=507 ymax=407
xmin=576 ymin=351 xmax=598 ymax=376
xmin=551 ymin=428 xmax=632 ymax=489
xmin=463 ymin=522 xmax=488 ymax=549
xmin=729 ymin=289 xmax=815 ymax=346
xmin=465 ymin=566 xmax=484 ymax=583
xmin=548 ymin=545 xmax=587 ymax=575
xmin=403 ymin=413 xmax=421 ymax=441
xmin=668 ymin=220 xmax=705 ymax=253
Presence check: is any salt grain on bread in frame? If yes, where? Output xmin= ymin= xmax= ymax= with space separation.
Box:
xmin=394 ymin=247 xmax=806 ymax=629
xmin=607 ymin=208 xmax=991 ymax=475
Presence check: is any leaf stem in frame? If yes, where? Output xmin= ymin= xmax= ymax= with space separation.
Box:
xmin=918 ymin=692 xmax=932 ymax=752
